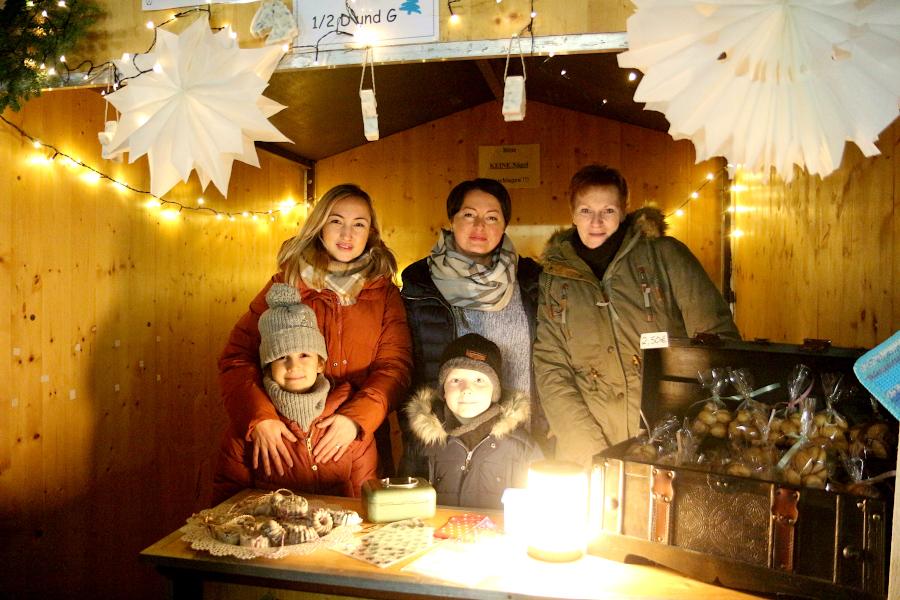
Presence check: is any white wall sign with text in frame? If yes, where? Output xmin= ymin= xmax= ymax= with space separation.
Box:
xmin=295 ymin=0 xmax=439 ymax=50
xmin=478 ymin=144 xmax=541 ymax=189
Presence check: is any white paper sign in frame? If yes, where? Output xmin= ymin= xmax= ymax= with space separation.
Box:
xmin=640 ymin=331 xmax=669 ymax=349
xmin=143 ymin=0 xmax=255 ymax=10
xmin=296 ymin=0 xmax=438 ymax=49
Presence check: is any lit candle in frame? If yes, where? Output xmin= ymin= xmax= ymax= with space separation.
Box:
xmin=526 ymin=460 xmax=589 ymax=562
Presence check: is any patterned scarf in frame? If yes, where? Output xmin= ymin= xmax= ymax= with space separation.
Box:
xmin=264 ymin=374 xmax=330 ymax=432
xmin=298 ymin=247 xmax=376 ymax=306
xmin=427 ymin=229 xmax=518 ymax=312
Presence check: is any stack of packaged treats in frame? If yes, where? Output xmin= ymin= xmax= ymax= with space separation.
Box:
xmin=625 ymin=365 xmax=897 ymax=498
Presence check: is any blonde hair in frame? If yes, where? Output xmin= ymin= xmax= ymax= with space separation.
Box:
xmin=277 ymin=184 xmax=398 ymax=286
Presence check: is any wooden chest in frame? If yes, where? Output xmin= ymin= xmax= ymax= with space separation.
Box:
xmin=587 ymin=337 xmax=895 ymax=599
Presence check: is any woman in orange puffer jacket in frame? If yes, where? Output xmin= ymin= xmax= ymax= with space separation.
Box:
xmin=219 ymin=184 xmax=412 ymax=482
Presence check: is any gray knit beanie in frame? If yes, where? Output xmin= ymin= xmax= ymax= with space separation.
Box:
xmin=258 ymin=283 xmax=327 ymax=366
xmin=437 ymin=333 xmax=502 ymax=403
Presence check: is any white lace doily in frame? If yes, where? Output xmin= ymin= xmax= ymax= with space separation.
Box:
xmin=182 ymin=498 xmax=360 ymax=560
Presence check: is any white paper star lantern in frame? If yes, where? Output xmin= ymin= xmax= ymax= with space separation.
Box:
xmin=618 ymin=0 xmax=900 ymax=180
xmin=104 ymin=15 xmax=291 ymax=197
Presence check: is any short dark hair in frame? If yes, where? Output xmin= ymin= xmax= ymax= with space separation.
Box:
xmin=569 ymin=165 xmax=628 ymax=209
xmin=446 ymin=178 xmax=512 ymax=224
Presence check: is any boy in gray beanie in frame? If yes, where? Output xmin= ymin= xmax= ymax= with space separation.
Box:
xmin=213 ymin=284 xmax=377 ymax=504
xmin=400 ymin=333 xmax=541 ymax=509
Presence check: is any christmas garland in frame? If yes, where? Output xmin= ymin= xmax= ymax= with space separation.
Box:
xmin=0 ymin=0 xmax=102 ymax=112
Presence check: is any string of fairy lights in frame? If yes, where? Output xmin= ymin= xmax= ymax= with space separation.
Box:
xmin=660 ymin=165 xmax=747 ymax=239
xmin=1 ymin=114 xmax=300 ymax=222
xmin=3 ymin=3 xmax=304 ymax=223
xmin=6 ymin=0 xmax=747 ymax=235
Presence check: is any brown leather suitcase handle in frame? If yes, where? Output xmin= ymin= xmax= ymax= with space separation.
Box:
xmin=771 ymin=487 xmax=800 ymax=571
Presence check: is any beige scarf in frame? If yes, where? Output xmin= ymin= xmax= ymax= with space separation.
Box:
xmin=298 ymin=248 xmax=376 ymax=306
xmin=427 ymin=229 xmax=518 ymax=312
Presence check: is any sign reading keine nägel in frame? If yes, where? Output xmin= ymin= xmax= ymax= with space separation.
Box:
xmin=296 ymin=0 xmax=439 ymax=50
xmin=478 ymin=144 xmax=541 ymax=189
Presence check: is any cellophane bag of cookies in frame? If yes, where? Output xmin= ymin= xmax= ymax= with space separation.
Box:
xmin=727 ymin=368 xmax=772 ymax=447
xmin=625 ymin=415 xmax=681 ymax=463
xmin=849 ymin=414 xmax=896 ymax=462
xmin=779 ymin=396 xmax=832 ymax=489
xmin=725 ymin=406 xmax=781 ymax=481
xmin=691 ymin=367 xmax=733 ymax=440
xmin=812 ymin=372 xmax=850 ymax=452
xmin=831 ymin=451 xmax=881 ymax=498
xmin=773 ymin=364 xmax=814 ymax=447
xmin=658 ymin=418 xmax=702 ymax=467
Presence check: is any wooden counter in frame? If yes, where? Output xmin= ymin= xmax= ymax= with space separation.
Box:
xmin=141 ymin=491 xmax=765 ymax=600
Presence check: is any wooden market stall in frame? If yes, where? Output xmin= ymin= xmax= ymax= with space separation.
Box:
xmin=1 ymin=1 xmax=898 ymax=598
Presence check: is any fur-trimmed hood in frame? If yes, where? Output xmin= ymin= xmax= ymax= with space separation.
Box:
xmin=541 ymin=207 xmax=666 ymax=279
xmin=404 ymin=387 xmax=531 ymax=447
xmin=542 ymin=207 xmax=666 ymax=258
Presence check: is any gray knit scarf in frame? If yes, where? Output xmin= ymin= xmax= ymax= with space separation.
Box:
xmin=427 ymin=229 xmax=518 ymax=311
xmin=264 ymin=374 xmax=330 ymax=432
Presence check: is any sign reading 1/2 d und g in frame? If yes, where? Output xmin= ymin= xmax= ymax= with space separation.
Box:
xmin=296 ymin=0 xmax=439 ymax=50
xmin=478 ymin=144 xmax=541 ymax=189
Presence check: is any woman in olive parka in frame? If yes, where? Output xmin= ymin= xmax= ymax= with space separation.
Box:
xmin=533 ymin=165 xmax=740 ymax=468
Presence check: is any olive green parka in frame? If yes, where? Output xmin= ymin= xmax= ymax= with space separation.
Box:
xmin=533 ymin=209 xmax=740 ymax=467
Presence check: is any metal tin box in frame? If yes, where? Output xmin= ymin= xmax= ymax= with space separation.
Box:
xmin=362 ymin=477 xmax=436 ymax=523
xmin=589 ymin=337 xmax=896 ymax=600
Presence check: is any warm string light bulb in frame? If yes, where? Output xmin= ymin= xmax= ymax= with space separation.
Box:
xmin=448 ymin=13 xmax=460 ymax=24
xmin=81 ymin=171 xmax=101 ymax=184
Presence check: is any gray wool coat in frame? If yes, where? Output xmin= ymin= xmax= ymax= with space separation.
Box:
xmin=400 ymin=388 xmax=542 ymax=510
xmin=533 ymin=208 xmax=740 ymax=468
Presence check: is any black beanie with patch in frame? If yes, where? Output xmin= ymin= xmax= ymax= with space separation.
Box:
xmin=437 ymin=333 xmax=503 ymax=403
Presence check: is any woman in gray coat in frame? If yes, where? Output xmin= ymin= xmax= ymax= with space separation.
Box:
xmin=533 ymin=165 xmax=740 ymax=468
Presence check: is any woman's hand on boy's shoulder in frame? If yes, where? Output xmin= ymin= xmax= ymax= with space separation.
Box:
xmin=251 ymin=418 xmax=298 ymax=476
xmin=313 ymin=414 xmax=359 ymax=462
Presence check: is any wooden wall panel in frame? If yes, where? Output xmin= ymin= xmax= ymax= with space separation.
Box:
xmin=73 ymin=0 xmax=632 ymax=74
xmin=315 ymin=99 xmax=724 ymax=289
xmin=731 ymin=119 xmax=899 ymax=348
xmin=0 ymin=88 xmax=307 ymax=598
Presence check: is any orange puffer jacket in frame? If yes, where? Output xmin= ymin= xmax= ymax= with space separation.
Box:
xmin=212 ymin=382 xmax=378 ymax=504
xmin=219 ymin=272 xmax=413 ymax=440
